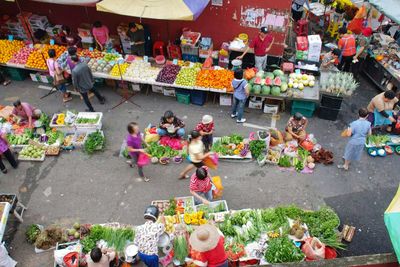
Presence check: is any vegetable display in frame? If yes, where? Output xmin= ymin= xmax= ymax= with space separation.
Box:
xmin=26 ymin=224 xmax=42 ymax=244
xmin=367 ymin=135 xmax=390 ymax=146
xmin=146 ymin=142 xmax=180 ymax=159
xmin=212 ymin=134 xmax=249 ymax=157
xmin=249 ymin=140 xmax=267 ymax=159
xmin=75 ymin=115 xmax=100 ymax=125
xmin=174 ymin=235 xmax=189 ymax=263
xmin=84 ymin=130 xmax=105 ymax=154
xmin=19 ymin=145 xmax=45 ymax=159
xmin=264 ymin=237 xmax=305 ymax=263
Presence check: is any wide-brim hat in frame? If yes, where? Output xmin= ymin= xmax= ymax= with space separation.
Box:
xmin=189 ymin=224 xmax=220 ymax=252
xmin=202 ymin=115 xmax=213 ymax=124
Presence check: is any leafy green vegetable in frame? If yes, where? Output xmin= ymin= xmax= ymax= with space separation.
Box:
xmin=76 ymin=115 xmax=100 ymax=124
xmin=249 ymin=140 xmax=266 ymax=159
xmin=146 ymin=142 xmax=179 ymax=158
xmin=229 ymin=134 xmax=244 ymax=145
xmin=164 ymin=199 xmax=177 ymax=216
xmin=278 ymin=155 xmax=292 ymax=167
xmin=46 ymin=130 xmax=64 ymax=145
xmin=174 ymin=236 xmax=189 ymax=263
xmin=84 ymin=130 xmax=105 ymax=154
xmin=26 ymin=224 xmax=41 ymax=244
xmin=367 ymin=135 xmax=390 ymax=146
xmin=264 ymin=237 xmax=305 ymax=263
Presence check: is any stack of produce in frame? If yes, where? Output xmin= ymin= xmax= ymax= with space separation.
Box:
xmin=156 ymin=64 xmax=181 ymax=84
xmin=320 ymin=72 xmax=359 ymax=96
xmin=0 ymin=40 xmax=25 ymax=63
xmin=19 ymin=144 xmax=45 ymax=159
xmin=109 ymin=62 xmax=130 ymax=76
xmin=124 ymin=60 xmax=160 ymax=81
xmin=248 ymin=70 xmax=288 ymax=96
xmin=87 ymin=58 xmax=113 ymax=73
xmin=77 ymin=49 xmax=103 ymax=59
xmin=7 ymin=129 xmax=33 ymax=146
xmin=8 ymin=46 xmax=36 ymax=65
xmin=146 ymin=142 xmax=181 ymax=164
xmin=26 ymin=44 xmax=66 ymax=70
xmin=288 ymin=73 xmax=315 ymax=89
xmin=196 ymin=69 xmax=234 ymax=91
xmin=102 ymin=52 xmax=121 ymax=62
xmin=174 ymin=66 xmax=201 ymax=87
xmin=84 ymin=130 xmax=104 ymax=154
xmin=212 ymin=134 xmax=249 ymax=157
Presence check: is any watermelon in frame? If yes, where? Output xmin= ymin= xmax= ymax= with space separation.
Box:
xmin=273 ymin=76 xmax=282 ymax=86
xmin=279 ymin=76 xmax=288 ymax=83
xmin=265 ymin=77 xmax=273 ymax=86
xmin=249 ymin=77 xmax=255 ymax=85
xmin=254 ymin=77 xmax=262 ymax=85
xmin=271 ymin=86 xmax=281 ymax=96
xmin=280 ymin=82 xmax=288 ymax=92
xmin=273 ymin=69 xmax=284 ymax=77
xmin=253 ymin=84 xmax=262 ymax=94
xmin=261 ymin=85 xmax=271 ymax=95
xmin=248 ymin=84 xmax=254 ymax=93
xmin=264 ymin=72 xmax=275 ymax=79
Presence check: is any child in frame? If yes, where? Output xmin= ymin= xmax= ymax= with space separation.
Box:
xmin=126 ymin=122 xmax=149 ymax=182
xmin=338 ymin=108 xmax=371 ymax=171
xmin=195 ymin=115 xmax=214 ymax=152
xmin=231 ymin=68 xmax=249 ymax=123
xmin=189 ymin=166 xmax=213 ymax=205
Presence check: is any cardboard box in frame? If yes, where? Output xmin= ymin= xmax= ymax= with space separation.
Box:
xmin=152 ymin=85 xmax=163 ymax=94
xmin=248 ymin=96 xmax=264 ymax=109
xmin=263 ymin=104 xmax=279 ymax=114
xmin=296 ymin=36 xmax=308 ymax=51
xmin=39 ymin=74 xmax=52 ymax=84
xmin=307 ymin=35 xmax=322 ymax=49
xmin=219 ymin=94 xmax=232 ymax=106
xmin=30 ymin=72 xmax=40 ymax=82
xmin=130 ymin=83 xmax=141 ymax=92
xmin=163 ymin=87 xmax=176 ymax=97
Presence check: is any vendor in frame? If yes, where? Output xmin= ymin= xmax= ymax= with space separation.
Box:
xmin=236 ymin=27 xmax=274 ymax=72
xmin=60 ymin=25 xmax=81 ymax=47
xmin=338 ymin=26 xmax=356 ymax=72
xmin=320 ymin=49 xmax=341 ymax=72
xmin=291 ymin=0 xmax=310 ymax=22
xmin=11 ymin=100 xmax=42 ymax=128
xmin=353 ymin=27 xmax=373 ymax=80
xmin=134 ymin=205 xmax=165 ymax=267
xmin=86 ymin=247 xmax=116 ymax=267
xmin=157 ymin=110 xmax=185 ymax=138
xmin=92 ymin=21 xmax=110 ymax=51
xmin=285 ymin=112 xmax=308 ymax=142
xmin=367 ymin=90 xmax=399 ymax=131
xmin=127 ymin=22 xmax=145 ymax=56
xmin=189 ymin=224 xmax=228 ymax=267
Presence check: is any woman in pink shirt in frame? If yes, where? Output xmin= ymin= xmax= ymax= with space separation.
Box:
xmin=46 ymin=49 xmax=72 ymax=103
xmin=12 ymin=100 xmax=42 ymax=128
xmin=92 ymin=21 xmax=109 ymax=51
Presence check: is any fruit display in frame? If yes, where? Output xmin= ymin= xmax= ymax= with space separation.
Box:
xmin=124 ymin=60 xmax=160 ymax=81
xmin=164 ymin=215 xmax=180 ymax=234
xmin=196 ymin=69 xmax=234 ymax=91
xmin=156 ymin=64 xmax=181 ymax=84
xmin=46 ymin=145 xmax=60 ymax=156
xmin=87 ymin=58 xmax=113 ymax=73
xmin=19 ymin=145 xmax=45 ymax=160
xmin=109 ymin=62 xmax=129 ymax=76
xmin=8 ymin=46 xmax=36 ymax=65
xmin=102 ymin=52 xmax=121 ymax=62
xmin=174 ymin=66 xmax=201 ymax=87
xmin=26 ymin=44 xmax=66 ymax=70
xmin=63 ymin=134 xmax=74 ymax=147
xmin=248 ymin=70 xmax=288 ymax=96
xmin=288 ymin=73 xmax=315 ymax=89
xmin=7 ymin=132 xmax=32 ymax=146
xmin=320 ymin=71 xmax=359 ymax=96
xmin=77 ymin=49 xmax=103 ymax=59
xmin=212 ymin=134 xmax=250 ymax=157
xmin=0 ymin=40 xmax=25 ymax=63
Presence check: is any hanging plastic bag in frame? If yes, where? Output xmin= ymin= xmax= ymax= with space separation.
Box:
xmin=211 ymin=176 xmax=224 ymax=199
xmin=137 ymin=153 xmax=150 ymax=167
xmin=302 ymin=237 xmax=326 ymax=261
xmin=119 ymin=140 xmax=130 ymax=158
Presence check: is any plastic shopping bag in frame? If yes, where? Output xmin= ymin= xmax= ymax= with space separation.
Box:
xmin=203 ymin=153 xmax=219 ymax=170
xmin=137 ymin=153 xmax=150 ymax=167
xmin=212 ymin=176 xmax=224 ymax=199
xmin=302 ymin=237 xmax=325 ymax=260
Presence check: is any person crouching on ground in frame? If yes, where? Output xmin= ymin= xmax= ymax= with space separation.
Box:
xmin=338 ymin=108 xmax=371 ymax=171
xmin=134 ymin=205 xmax=165 ymax=267
xmin=180 ymin=130 xmax=212 ymax=179
xmin=157 ymin=110 xmax=185 ymax=138
xmin=196 ymin=115 xmax=214 ymax=152
xmin=126 ymin=122 xmax=149 ymax=182
xmin=11 ymin=100 xmax=42 ymax=128
xmin=86 ymin=247 xmax=115 ymax=267
xmin=71 ymin=55 xmax=105 ymax=112
xmin=285 ymin=112 xmax=308 ymax=142
xmin=190 ymin=166 xmax=213 ymax=205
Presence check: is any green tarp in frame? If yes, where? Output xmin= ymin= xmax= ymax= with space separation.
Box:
xmin=368 ymin=0 xmax=400 ymax=24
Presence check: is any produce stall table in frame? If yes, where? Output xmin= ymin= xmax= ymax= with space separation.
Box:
xmin=0 ymin=202 xmax=11 ymax=242
xmin=363 ymin=56 xmax=400 ymax=92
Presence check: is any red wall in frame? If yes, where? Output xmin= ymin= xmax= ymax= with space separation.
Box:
xmin=1 ymin=0 xmax=291 ymax=56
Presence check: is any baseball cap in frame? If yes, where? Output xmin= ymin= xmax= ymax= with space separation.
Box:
xmin=260 ymin=27 xmax=268 ymax=33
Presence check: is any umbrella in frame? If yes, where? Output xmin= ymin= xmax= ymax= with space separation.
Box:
xmin=384 ymin=184 xmax=400 ymax=263
xmin=96 ymin=0 xmax=209 ymax=21
xmin=30 ymin=0 xmax=99 ymax=6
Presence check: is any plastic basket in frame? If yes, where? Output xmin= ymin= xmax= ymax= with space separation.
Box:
xmin=182 ymin=54 xmax=199 ymax=62
xmin=292 ymin=100 xmax=316 ymax=111
xmin=190 ymin=90 xmax=207 ymax=106
xmin=318 ymin=106 xmax=340 ymax=121
xmin=176 ymin=93 xmax=190 ymax=105
xmin=74 ymin=112 xmax=103 ymax=129
xmin=6 ymin=67 xmax=28 ymax=81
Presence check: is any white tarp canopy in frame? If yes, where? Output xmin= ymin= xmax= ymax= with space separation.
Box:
xmin=368 ymin=0 xmax=400 ymax=25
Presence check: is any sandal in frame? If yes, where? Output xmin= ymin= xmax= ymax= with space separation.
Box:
xmin=143 ymin=177 xmax=150 ymax=182
xmin=178 ymin=175 xmax=189 ymax=180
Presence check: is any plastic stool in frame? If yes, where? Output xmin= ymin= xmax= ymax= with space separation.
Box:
xmin=295 ymin=19 xmax=308 ymax=36
xmin=153 ymin=41 xmax=165 ymax=58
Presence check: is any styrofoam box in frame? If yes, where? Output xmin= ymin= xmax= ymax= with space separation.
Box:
xmin=152 ymin=85 xmax=163 ymax=94
xmin=307 ymin=54 xmax=321 ymax=62
xmin=130 ymin=83 xmax=141 ymax=92
xmin=307 ymin=35 xmax=322 ymax=48
xmin=248 ymin=96 xmax=264 ymax=109
xmin=219 ymin=94 xmax=232 ymax=106
xmin=39 ymin=74 xmax=52 ymax=84
xmin=263 ymin=104 xmax=279 ymax=114
xmin=30 ymin=73 xmax=39 ymax=82
xmin=163 ymin=87 xmax=176 ymax=97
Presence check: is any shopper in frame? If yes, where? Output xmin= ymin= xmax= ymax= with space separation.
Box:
xmin=190 ymin=166 xmax=213 ymax=205
xmin=92 ymin=21 xmax=109 ymax=51
xmin=0 ymin=130 xmax=18 ymax=174
xmin=127 ymin=22 xmax=145 ymax=56
xmin=353 ymin=27 xmax=373 ymax=80
xmin=71 ymin=55 xmax=105 ymax=112
xmin=60 ymin=25 xmax=81 ymax=47
xmin=338 ymin=108 xmax=371 ymax=171
xmin=46 ymin=49 xmax=72 ymax=103
xmin=126 ymin=122 xmax=149 ymax=182
xmin=189 ymin=224 xmax=228 ymax=267
xmin=195 ymin=115 xmax=214 ymax=152
xmin=180 ymin=130 xmax=212 ymax=179
xmin=134 ymin=205 xmax=165 ymax=267
xmin=157 ymin=110 xmax=185 ymax=138
xmin=367 ymin=90 xmax=399 ymax=131
xmin=237 ymin=27 xmax=274 ymax=71
xmin=86 ymin=247 xmax=116 ymax=267
xmin=12 ymin=100 xmax=42 ymax=128
xmin=291 ymin=0 xmax=310 ymax=21
xmin=285 ymin=112 xmax=308 ymax=142
xmin=231 ymin=69 xmax=249 ymax=123
xmin=338 ymin=27 xmax=356 ymax=72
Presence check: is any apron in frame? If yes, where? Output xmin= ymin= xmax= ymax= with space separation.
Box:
xmin=373 ymin=108 xmax=393 ymax=127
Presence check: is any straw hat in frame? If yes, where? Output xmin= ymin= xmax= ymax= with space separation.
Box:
xmin=189 ymin=224 xmax=220 ymax=252
xmin=202 ymin=115 xmax=213 ymax=124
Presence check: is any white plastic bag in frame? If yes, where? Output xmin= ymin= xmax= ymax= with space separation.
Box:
xmin=0 ymin=243 xmax=17 ymax=267
xmin=54 ymin=243 xmax=81 ymax=267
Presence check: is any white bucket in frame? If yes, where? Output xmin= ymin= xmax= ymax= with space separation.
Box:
xmin=231 ymin=59 xmax=242 ymax=70
xmin=124 ymin=244 xmax=138 ymax=263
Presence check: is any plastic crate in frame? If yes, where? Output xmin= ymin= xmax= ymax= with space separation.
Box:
xmin=176 ymin=92 xmax=190 ymax=105
xmin=190 ymin=90 xmax=207 ymax=106
xmin=94 ymin=78 xmax=104 ymax=87
xmin=318 ymin=106 xmax=340 ymax=121
xmin=291 ymin=100 xmax=316 ymax=118
xmin=320 ymin=94 xmax=343 ymax=109
xmin=182 ymin=54 xmax=199 ymax=62
xmin=291 ymin=107 xmax=314 ymax=118
xmin=6 ymin=67 xmax=28 ymax=81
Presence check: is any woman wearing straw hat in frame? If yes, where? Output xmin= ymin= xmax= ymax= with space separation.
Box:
xmin=189 ymin=224 xmax=228 ymax=267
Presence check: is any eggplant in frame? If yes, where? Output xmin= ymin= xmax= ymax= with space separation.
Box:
xmin=173 ymin=156 xmax=183 ymax=163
